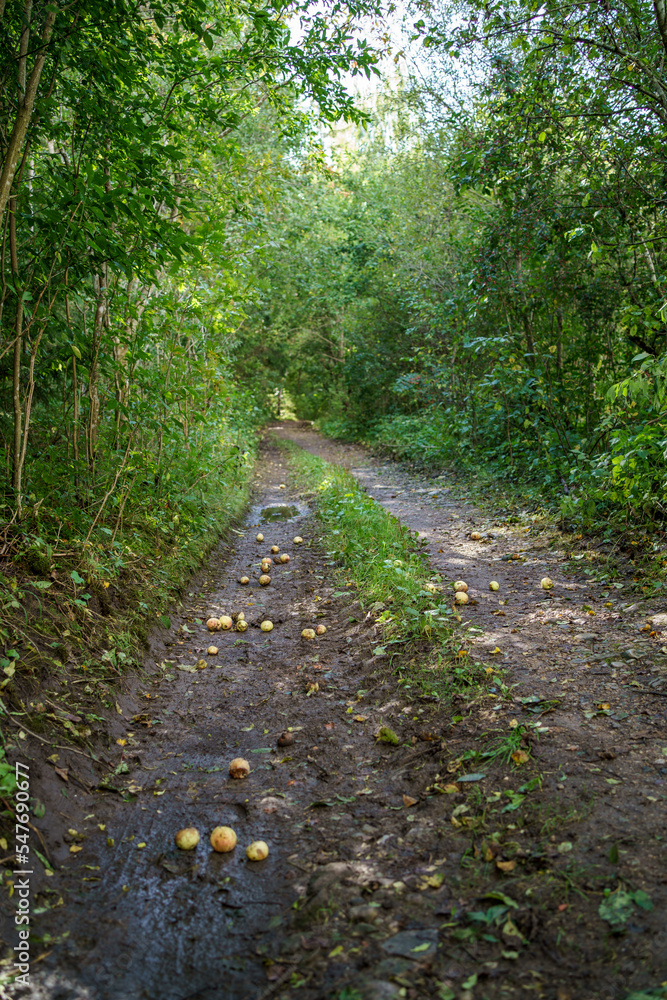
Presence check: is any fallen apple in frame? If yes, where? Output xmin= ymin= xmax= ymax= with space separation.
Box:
xmin=453 ymin=581 xmax=468 ymax=592
xmin=229 ymin=757 xmax=250 ymax=779
xmin=280 ymin=553 xmax=290 ymax=563
xmin=175 ymin=827 xmax=200 ymax=850
xmin=261 ymin=559 xmax=272 ymax=572
xmin=455 ymin=591 xmax=469 ymax=604
xmin=489 ymin=581 xmax=500 ymax=591
xmin=277 ymin=731 xmax=294 ymax=747
xmin=270 ymin=545 xmax=279 ymax=554
xmin=315 ymin=624 xmax=327 ymax=635
xmin=239 ymin=576 xmax=250 ymax=585
xmin=219 ymin=615 xmax=233 ymax=630
xmin=256 ymin=533 xmax=264 ymax=542
xmin=207 ymin=645 xmax=219 ymax=655
xmin=236 ymin=619 xmax=248 ymax=632
xmin=260 ymin=620 xmax=273 ymax=632
xmin=301 ymin=628 xmax=316 ymax=639
xmin=246 ymin=840 xmax=269 ymax=861
xmin=259 ymin=574 xmax=271 ymax=586
xmin=206 ymin=618 xmax=221 ymax=632
xmin=541 ymin=577 xmax=554 ymax=590
xmin=470 ymin=531 xmax=482 ymax=541
xmin=210 ymin=826 xmax=237 ymax=853
xmin=293 ymin=536 xmax=303 ymax=544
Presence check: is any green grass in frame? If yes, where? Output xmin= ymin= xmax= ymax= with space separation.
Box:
xmin=281 ymin=438 xmax=457 ymax=648
xmin=0 ymin=443 xmax=258 ymax=761
xmin=277 ymin=436 xmax=503 ymax=708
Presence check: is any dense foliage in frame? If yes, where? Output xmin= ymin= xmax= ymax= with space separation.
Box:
xmin=243 ymin=0 xmax=667 ymax=529
xmin=0 ymin=0 xmax=380 ymax=579
xmin=4 ymin=0 xmax=667 ymax=580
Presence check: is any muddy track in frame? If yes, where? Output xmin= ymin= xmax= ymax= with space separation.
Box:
xmin=5 ymin=427 xmax=667 ymax=1000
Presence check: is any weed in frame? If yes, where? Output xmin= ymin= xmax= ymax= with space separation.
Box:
xmin=534 ymin=796 xmax=594 ymax=837
xmin=461 ymin=725 xmax=535 ymax=767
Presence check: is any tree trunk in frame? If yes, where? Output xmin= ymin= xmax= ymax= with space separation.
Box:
xmin=9 ymin=199 xmax=23 ymax=502
xmin=522 ymin=310 xmax=535 ymax=359
xmin=87 ymin=274 xmax=107 ymax=468
xmin=0 ymin=5 xmax=57 ymax=223
xmin=653 ymin=0 xmax=667 ymax=54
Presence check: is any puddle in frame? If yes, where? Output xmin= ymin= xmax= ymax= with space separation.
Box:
xmin=255 ymin=504 xmax=304 ymax=523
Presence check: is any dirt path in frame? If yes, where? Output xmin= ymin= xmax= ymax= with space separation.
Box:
xmin=6 ymin=427 xmax=667 ymax=1000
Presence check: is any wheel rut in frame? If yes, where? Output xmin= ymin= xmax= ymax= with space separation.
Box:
xmin=12 ymin=428 xmax=667 ymax=1000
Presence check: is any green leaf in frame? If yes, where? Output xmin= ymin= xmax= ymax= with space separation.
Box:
xmin=33 ymin=848 xmax=54 ymax=874
xmin=599 ymin=888 xmax=635 ymax=930
xmin=633 ymin=890 xmax=653 ymax=911
xmin=376 ymin=726 xmax=400 ymax=745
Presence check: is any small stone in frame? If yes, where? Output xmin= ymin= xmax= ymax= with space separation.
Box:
xmin=349 ymin=904 xmax=380 ymax=923
xmin=359 ymin=980 xmax=401 ymax=1000
xmin=381 ymin=928 xmax=438 ymax=960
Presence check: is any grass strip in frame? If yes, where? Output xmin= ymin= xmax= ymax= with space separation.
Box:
xmin=282 ymin=438 xmax=503 ymax=700
xmin=280 ymin=438 xmax=499 ymax=702
xmin=281 ymin=437 xmax=453 ymax=642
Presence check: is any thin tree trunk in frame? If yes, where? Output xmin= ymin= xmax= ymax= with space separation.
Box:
xmin=72 ymin=353 xmax=79 ymax=463
xmin=65 ymin=291 xmax=80 ymax=464
xmin=522 ymin=310 xmax=535 ymax=359
xmin=503 ymin=390 xmax=514 ymax=466
xmin=87 ymin=273 xmax=107 ymax=468
xmin=9 ymin=199 xmax=23 ymax=501
xmin=16 ymin=323 xmax=46 ymax=488
xmin=0 ymin=6 xmax=57 ymax=222
xmin=18 ymin=1 xmax=32 ymax=96
xmin=653 ymin=0 xmax=667 ymax=54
